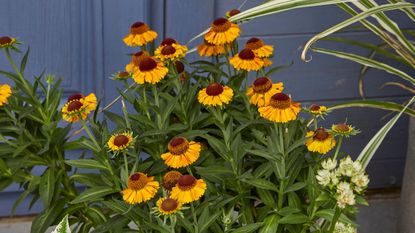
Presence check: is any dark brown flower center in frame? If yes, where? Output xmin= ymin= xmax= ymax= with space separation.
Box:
xmin=161 ymin=38 xmax=177 ymax=46
xmin=118 ymin=71 xmax=130 ymax=79
xmin=314 ymin=128 xmax=329 ymax=141
xmin=0 ymin=36 xmax=12 ymax=45
xmin=114 ymin=135 xmax=129 ymax=147
xmin=335 ymin=123 xmax=350 ymax=132
xmin=161 ymin=198 xmax=179 ymax=212
xmin=67 ymin=100 xmax=83 ymax=112
xmin=228 ymin=9 xmax=241 ymax=17
xmin=168 ymin=137 xmax=189 ymax=155
xmin=211 ymin=18 xmax=232 ymax=32
xmin=130 ymin=22 xmax=149 ymax=34
xmin=178 ymin=175 xmax=197 ymax=191
xmin=163 ymin=171 xmax=182 ymax=191
xmin=68 ymin=93 xmax=83 ymax=102
xmin=253 ymin=77 xmax=272 ymax=94
xmin=139 ymin=57 xmax=157 ymax=71
xmin=238 ymin=48 xmax=255 ymax=60
xmin=132 ymin=51 xmax=149 ymax=66
xmin=128 ymin=172 xmax=148 ymax=190
xmin=310 ymin=105 xmax=321 ymax=111
xmin=245 ymin=37 xmax=264 ymax=50
xmin=206 ymin=83 xmax=224 ymax=96
xmin=270 ymin=93 xmax=291 ymax=109
xmin=175 ymin=61 xmax=185 ymax=73
xmin=161 ymin=45 xmax=176 ymax=55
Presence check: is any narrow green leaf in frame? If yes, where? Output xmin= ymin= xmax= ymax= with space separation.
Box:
xmin=329 ymin=99 xmax=415 ymax=117
xmin=242 ymin=178 xmax=279 ymax=192
xmin=278 ymin=213 xmax=309 ymax=224
xmin=70 ymin=186 xmax=117 ymax=204
xmin=31 ymin=200 xmax=65 ymax=233
xmin=65 ymin=159 xmax=109 ymax=171
xmin=39 ymin=168 xmax=55 ymax=208
xmin=232 ymin=222 xmax=264 ymax=233
xmin=284 ymin=182 xmax=306 ymax=193
xmin=259 ymin=214 xmax=280 ymax=233
xmin=357 ymin=96 xmax=415 ymax=168
xmin=51 ymin=215 xmax=71 ymax=233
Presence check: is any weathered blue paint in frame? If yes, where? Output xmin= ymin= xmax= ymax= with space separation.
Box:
xmin=0 ymin=0 xmax=412 ymax=216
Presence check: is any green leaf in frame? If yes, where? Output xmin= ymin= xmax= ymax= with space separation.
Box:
xmin=20 ymin=47 xmax=30 ymax=73
xmin=199 ymin=209 xmax=221 ymax=233
xmin=201 ymin=134 xmax=230 ymax=160
xmin=357 ymin=96 xmax=415 ymax=168
xmin=278 ymin=213 xmax=309 ymax=224
xmin=259 ymin=214 xmax=280 ymax=233
xmin=284 ymin=182 xmax=306 ymax=193
xmin=39 ymin=168 xmax=55 ymax=208
xmin=31 ymin=200 xmax=65 ymax=233
xmin=329 ymin=99 xmax=415 ymax=117
xmin=232 ymin=222 xmax=264 ymax=233
xmin=70 ymin=186 xmax=117 ymax=204
xmin=51 ymin=215 xmax=71 ymax=233
xmin=242 ymin=178 xmax=279 ymax=192
xmin=65 ymin=159 xmax=109 ymax=171
xmin=313 ymin=47 xmax=415 ymax=85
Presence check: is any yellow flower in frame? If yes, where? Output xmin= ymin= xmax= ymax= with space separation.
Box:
xmin=107 ymin=132 xmax=134 ymax=153
xmin=306 ymin=128 xmax=336 ymax=154
xmin=197 ymin=40 xmax=227 ymax=57
xmin=198 ymin=83 xmax=234 ymax=107
xmin=246 ymin=77 xmax=283 ymax=107
xmin=161 ymin=137 xmax=201 ymax=168
xmin=0 ymin=84 xmax=12 ymax=106
xmin=132 ymin=57 xmax=168 ymax=84
xmin=156 ymin=197 xmax=182 ymax=215
xmin=309 ymin=104 xmax=328 ymax=115
xmin=162 ymin=171 xmax=183 ymax=191
xmin=258 ymin=93 xmax=301 ymax=123
xmin=155 ymin=38 xmax=188 ymax=61
xmin=123 ymin=22 xmax=158 ymax=47
xmin=229 ymin=48 xmax=264 ymax=71
xmin=122 ymin=172 xmax=159 ymax=204
xmin=61 ymin=93 xmax=97 ymax=123
xmin=262 ymin=58 xmax=273 ymax=67
xmin=226 ymin=9 xmax=241 ymax=18
xmin=204 ymin=18 xmax=240 ymax=45
xmin=125 ymin=51 xmax=150 ymax=74
xmin=245 ymin=37 xmax=274 ymax=58
xmin=331 ymin=123 xmax=359 ymax=137
xmin=170 ymin=175 xmax=206 ymax=204
xmin=0 ymin=36 xmax=17 ymax=49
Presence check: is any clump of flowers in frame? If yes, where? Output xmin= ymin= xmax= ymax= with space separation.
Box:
xmin=334 ymin=222 xmax=357 ymax=233
xmin=317 ymin=156 xmax=369 ymax=209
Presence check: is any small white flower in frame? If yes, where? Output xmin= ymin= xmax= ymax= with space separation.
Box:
xmin=331 ymin=172 xmax=339 ymax=186
xmin=334 ymin=222 xmax=357 ymax=233
xmin=316 ymin=169 xmax=332 ymax=186
xmin=336 ymin=189 xmax=356 ymax=209
xmin=338 ymin=156 xmax=358 ymax=177
xmin=352 ymin=173 xmax=369 ymax=188
xmin=336 ymin=182 xmax=351 ymax=193
xmin=322 ymin=158 xmax=337 ymax=171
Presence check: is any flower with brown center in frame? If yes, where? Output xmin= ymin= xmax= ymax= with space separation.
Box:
xmin=331 ymin=123 xmax=359 ymax=137
xmin=156 ymin=197 xmax=182 ymax=215
xmin=0 ymin=36 xmax=17 ymax=49
xmin=123 ymin=22 xmax=158 ymax=47
xmin=107 ymin=132 xmax=134 ymax=154
xmin=258 ymin=93 xmax=301 ymax=123
xmin=204 ymin=18 xmax=240 ymax=45
xmin=113 ymin=71 xmax=131 ymax=80
xmin=131 ymin=57 xmax=168 ymax=84
xmin=247 ymin=77 xmax=284 ymax=107
xmin=125 ymin=51 xmax=150 ymax=74
xmin=0 ymin=84 xmax=12 ymax=107
xmin=155 ymin=38 xmax=188 ymax=61
xmin=229 ymin=48 xmax=264 ymax=71
xmin=161 ymin=137 xmax=201 ymax=168
xmin=245 ymin=37 xmax=274 ymax=58
xmin=61 ymin=93 xmax=97 ymax=123
xmin=162 ymin=171 xmax=183 ymax=191
xmin=226 ymin=9 xmax=241 ymax=18
xmin=198 ymin=83 xmax=234 ymax=107
xmin=122 ymin=172 xmax=160 ymax=204
xmin=308 ymin=104 xmax=328 ymax=116
xmin=197 ymin=40 xmax=227 ymax=57
xmin=170 ymin=174 xmax=207 ymax=204
xmin=306 ymin=128 xmax=336 ymax=154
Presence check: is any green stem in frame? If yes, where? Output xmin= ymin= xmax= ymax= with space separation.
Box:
xmin=191 ymin=202 xmax=199 ymax=233
xmin=123 ymin=152 xmax=129 ymax=178
xmin=313 ymin=116 xmax=318 ymax=130
xmin=142 ymin=85 xmax=151 ymax=120
xmin=80 ymin=118 xmax=100 ymax=151
xmin=121 ymin=98 xmax=131 ymax=130
xmin=333 ymin=136 xmax=344 ymax=160
xmin=151 ymin=85 xmax=162 ymax=129
xmin=328 ymin=207 xmax=341 ymax=233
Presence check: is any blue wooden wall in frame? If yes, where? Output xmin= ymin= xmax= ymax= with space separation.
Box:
xmin=0 ymin=0 xmax=413 ymax=216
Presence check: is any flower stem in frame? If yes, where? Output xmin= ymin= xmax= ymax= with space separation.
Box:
xmin=123 ymin=151 xmax=129 ymax=178
xmin=151 ymin=85 xmax=162 ymax=129
xmin=191 ymin=202 xmax=199 ymax=233
xmin=328 ymin=207 xmax=341 ymax=233
xmin=80 ymin=118 xmax=100 ymax=151
xmin=333 ymin=136 xmax=344 ymax=160
xmin=313 ymin=116 xmax=318 ymax=130
xmin=121 ymin=98 xmax=131 ymax=130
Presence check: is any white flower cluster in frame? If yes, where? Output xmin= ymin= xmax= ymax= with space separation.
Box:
xmin=334 ymin=222 xmax=357 ymax=233
xmin=316 ymin=156 xmax=369 ymax=209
